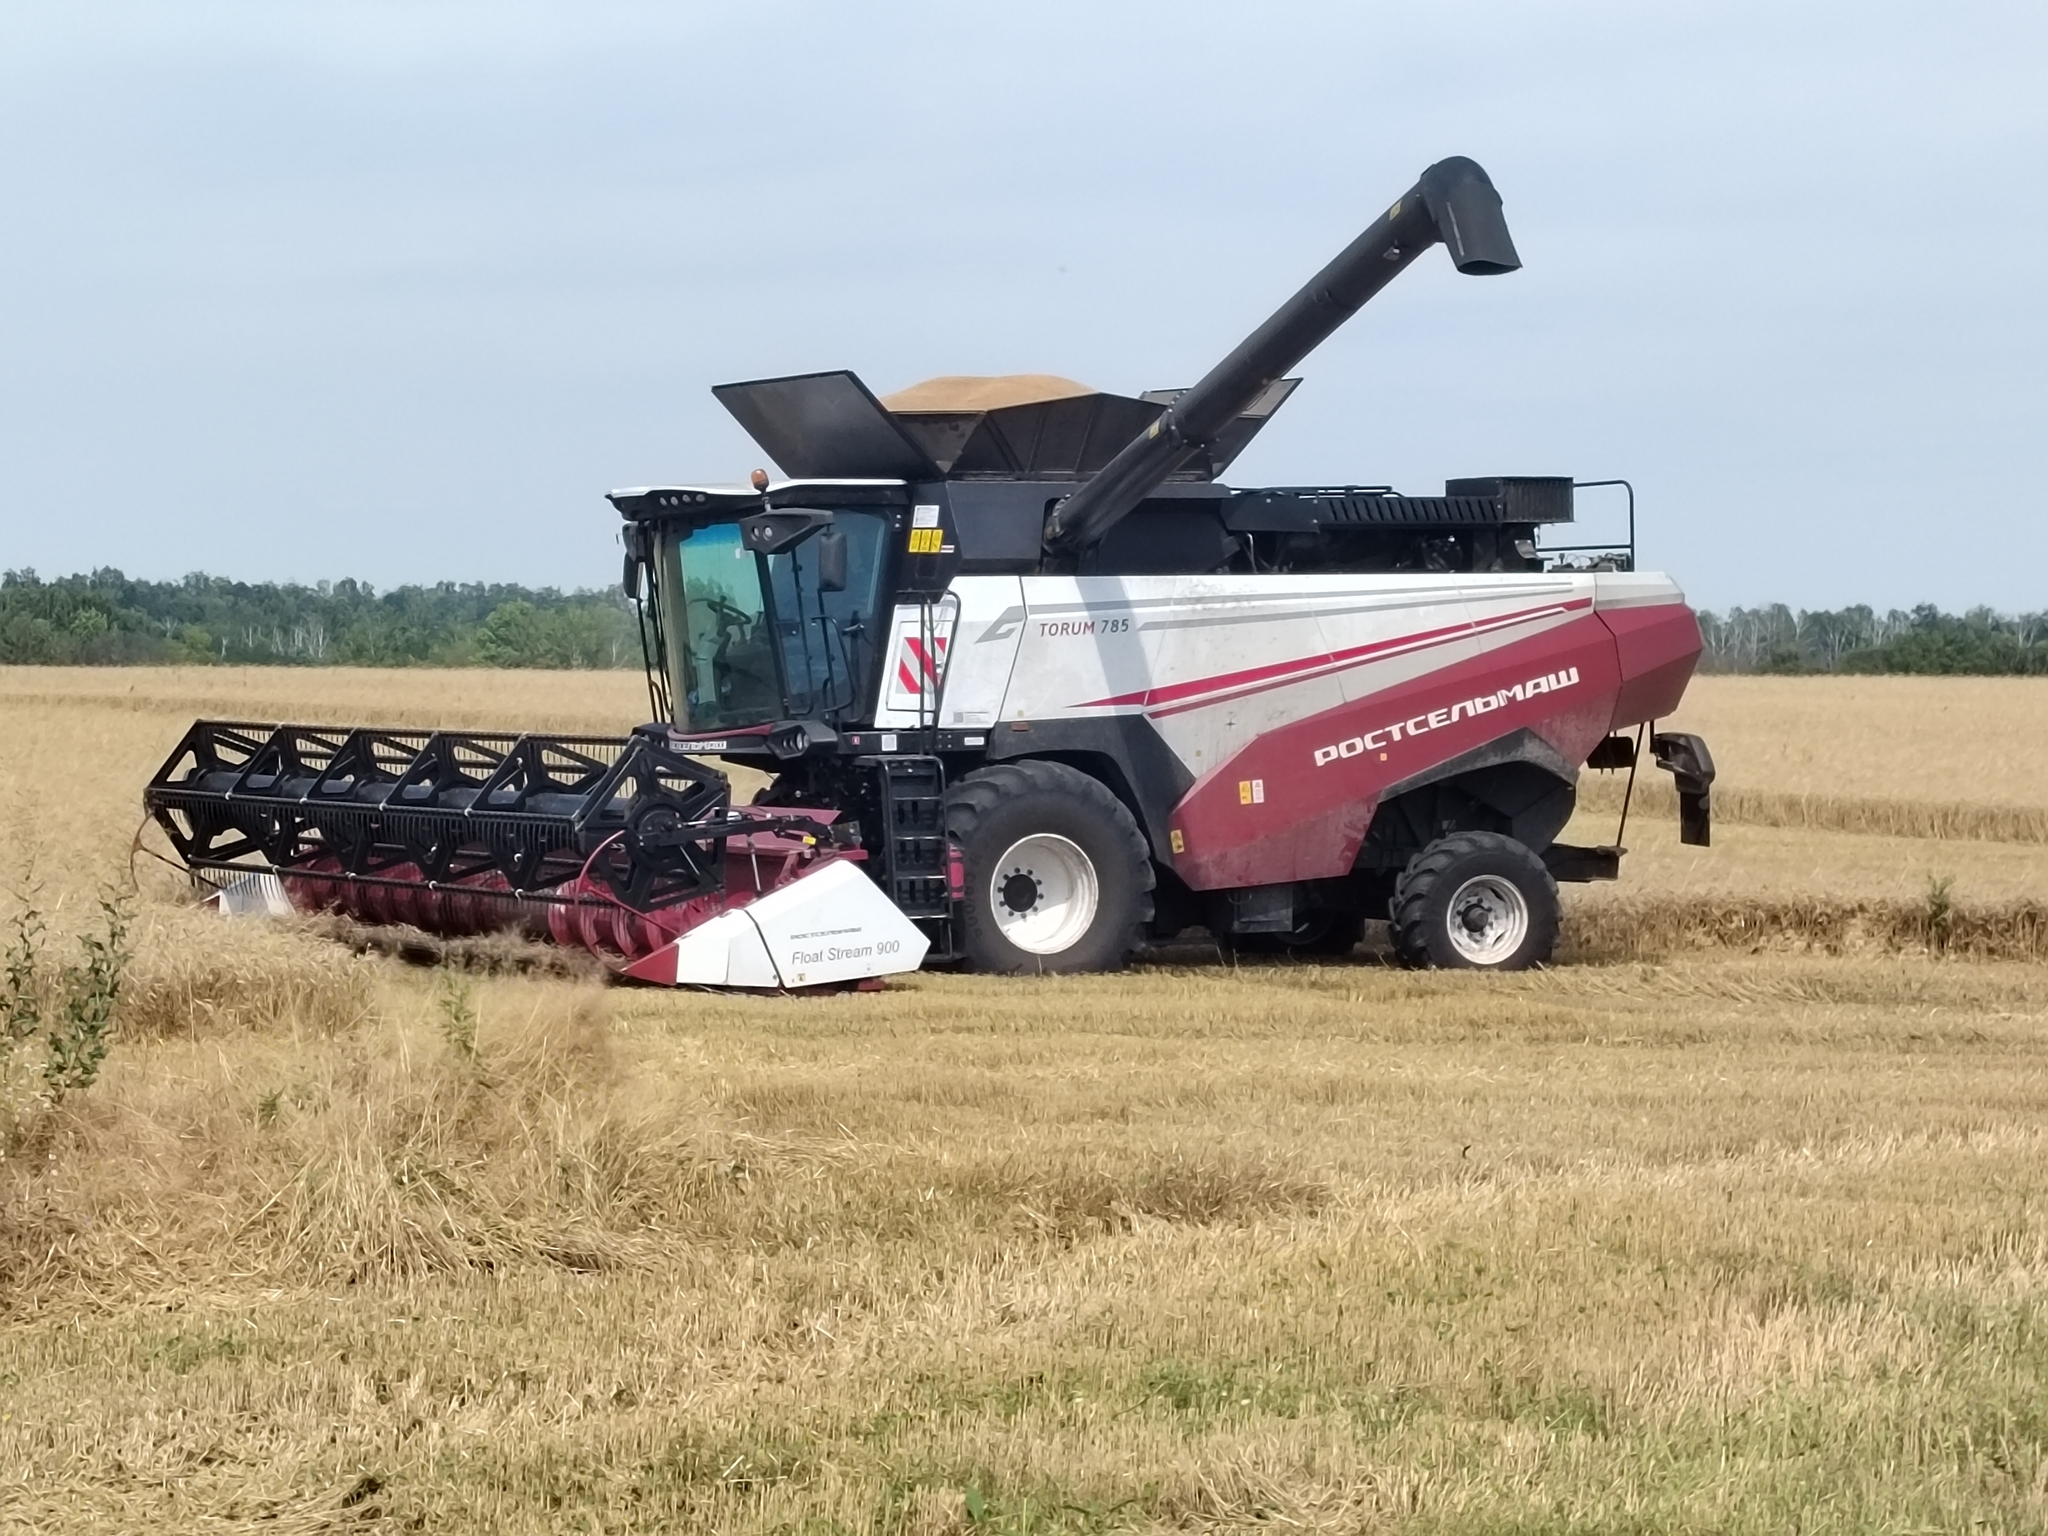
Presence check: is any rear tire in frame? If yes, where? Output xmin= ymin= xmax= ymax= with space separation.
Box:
xmin=1390 ymin=831 xmax=1558 ymax=971
xmin=947 ymin=760 xmax=1154 ymax=974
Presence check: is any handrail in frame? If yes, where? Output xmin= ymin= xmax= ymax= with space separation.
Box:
xmin=1539 ymin=478 xmax=1636 ymax=570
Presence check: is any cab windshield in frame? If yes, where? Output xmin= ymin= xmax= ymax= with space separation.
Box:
xmin=659 ymin=510 xmax=890 ymax=732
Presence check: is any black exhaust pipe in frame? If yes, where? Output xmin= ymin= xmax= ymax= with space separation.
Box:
xmin=1043 ymin=156 xmax=1520 ymax=554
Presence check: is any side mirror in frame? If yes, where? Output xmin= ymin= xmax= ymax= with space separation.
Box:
xmin=816 ymin=528 xmax=848 ymax=593
xmin=621 ymin=524 xmax=654 ymax=600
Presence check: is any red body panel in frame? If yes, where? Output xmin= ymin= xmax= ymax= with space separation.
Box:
xmin=1601 ymin=601 xmax=1703 ymax=728
xmin=1166 ymin=600 xmax=1700 ymax=890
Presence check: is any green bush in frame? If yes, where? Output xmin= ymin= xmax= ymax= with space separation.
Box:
xmin=1 ymin=893 xmax=131 ymax=1156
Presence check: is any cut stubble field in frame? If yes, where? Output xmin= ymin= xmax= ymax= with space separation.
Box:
xmin=2 ymin=668 xmax=2045 ymax=1533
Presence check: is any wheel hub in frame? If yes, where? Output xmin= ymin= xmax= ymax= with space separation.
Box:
xmin=988 ymin=833 xmax=1100 ymax=956
xmin=1444 ymin=874 xmax=1530 ymax=964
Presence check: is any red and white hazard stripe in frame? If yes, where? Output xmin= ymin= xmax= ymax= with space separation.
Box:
xmin=895 ymin=634 xmax=947 ymax=696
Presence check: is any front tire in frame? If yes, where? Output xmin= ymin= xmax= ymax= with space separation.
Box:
xmin=946 ymin=760 xmax=1154 ymax=974
xmin=1390 ymin=831 xmax=1559 ymax=971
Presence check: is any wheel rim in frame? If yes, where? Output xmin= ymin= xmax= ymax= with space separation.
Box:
xmin=1444 ymin=874 xmax=1529 ymax=964
xmin=989 ymin=834 xmax=1099 ymax=955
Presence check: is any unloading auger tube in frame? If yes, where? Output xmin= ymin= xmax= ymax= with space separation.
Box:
xmin=1042 ymin=156 xmax=1520 ymax=554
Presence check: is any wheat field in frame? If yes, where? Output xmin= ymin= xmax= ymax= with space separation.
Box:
xmin=3 ymin=667 xmax=2046 ymax=1533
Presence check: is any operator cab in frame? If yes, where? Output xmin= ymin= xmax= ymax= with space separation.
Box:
xmin=611 ymin=479 xmax=915 ymax=738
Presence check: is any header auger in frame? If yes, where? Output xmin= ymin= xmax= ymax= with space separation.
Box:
xmin=145 ymin=156 xmax=1713 ymax=987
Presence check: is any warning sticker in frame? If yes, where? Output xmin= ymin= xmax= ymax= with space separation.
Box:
xmin=1236 ymin=779 xmax=1266 ymax=806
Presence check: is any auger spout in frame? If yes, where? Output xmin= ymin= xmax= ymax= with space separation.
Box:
xmin=1042 ymin=156 xmax=1520 ymax=555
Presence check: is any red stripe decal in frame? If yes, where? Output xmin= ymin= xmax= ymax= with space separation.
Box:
xmin=1072 ymin=597 xmax=1591 ymax=713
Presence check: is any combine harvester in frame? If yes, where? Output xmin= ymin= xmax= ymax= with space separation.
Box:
xmin=145 ymin=156 xmax=1713 ymax=988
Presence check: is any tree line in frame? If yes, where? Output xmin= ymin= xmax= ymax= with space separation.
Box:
xmin=1 ymin=568 xmax=2042 ymax=675
xmin=0 ymin=568 xmax=640 ymax=668
xmin=1697 ymin=604 xmax=2048 ymax=675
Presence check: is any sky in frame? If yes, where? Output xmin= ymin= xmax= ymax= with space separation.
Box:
xmin=0 ymin=0 xmax=2042 ymax=612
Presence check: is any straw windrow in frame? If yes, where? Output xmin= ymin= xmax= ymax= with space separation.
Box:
xmin=1564 ymin=893 xmax=2048 ymax=962
xmin=1578 ymin=774 xmax=2048 ymax=845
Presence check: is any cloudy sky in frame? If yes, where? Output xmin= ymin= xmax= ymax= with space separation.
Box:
xmin=1 ymin=1 xmax=2042 ymax=611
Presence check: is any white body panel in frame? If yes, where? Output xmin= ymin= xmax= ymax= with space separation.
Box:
xmin=645 ymin=859 xmax=930 ymax=988
xmin=1576 ymin=570 xmax=1690 ymax=612
xmin=877 ymin=595 xmax=960 ymax=723
xmin=876 ymin=577 xmax=1025 ymax=731
xmin=664 ymin=908 xmax=786 ymax=987
xmin=931 ymin=571 xmax=1660 ymax=776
